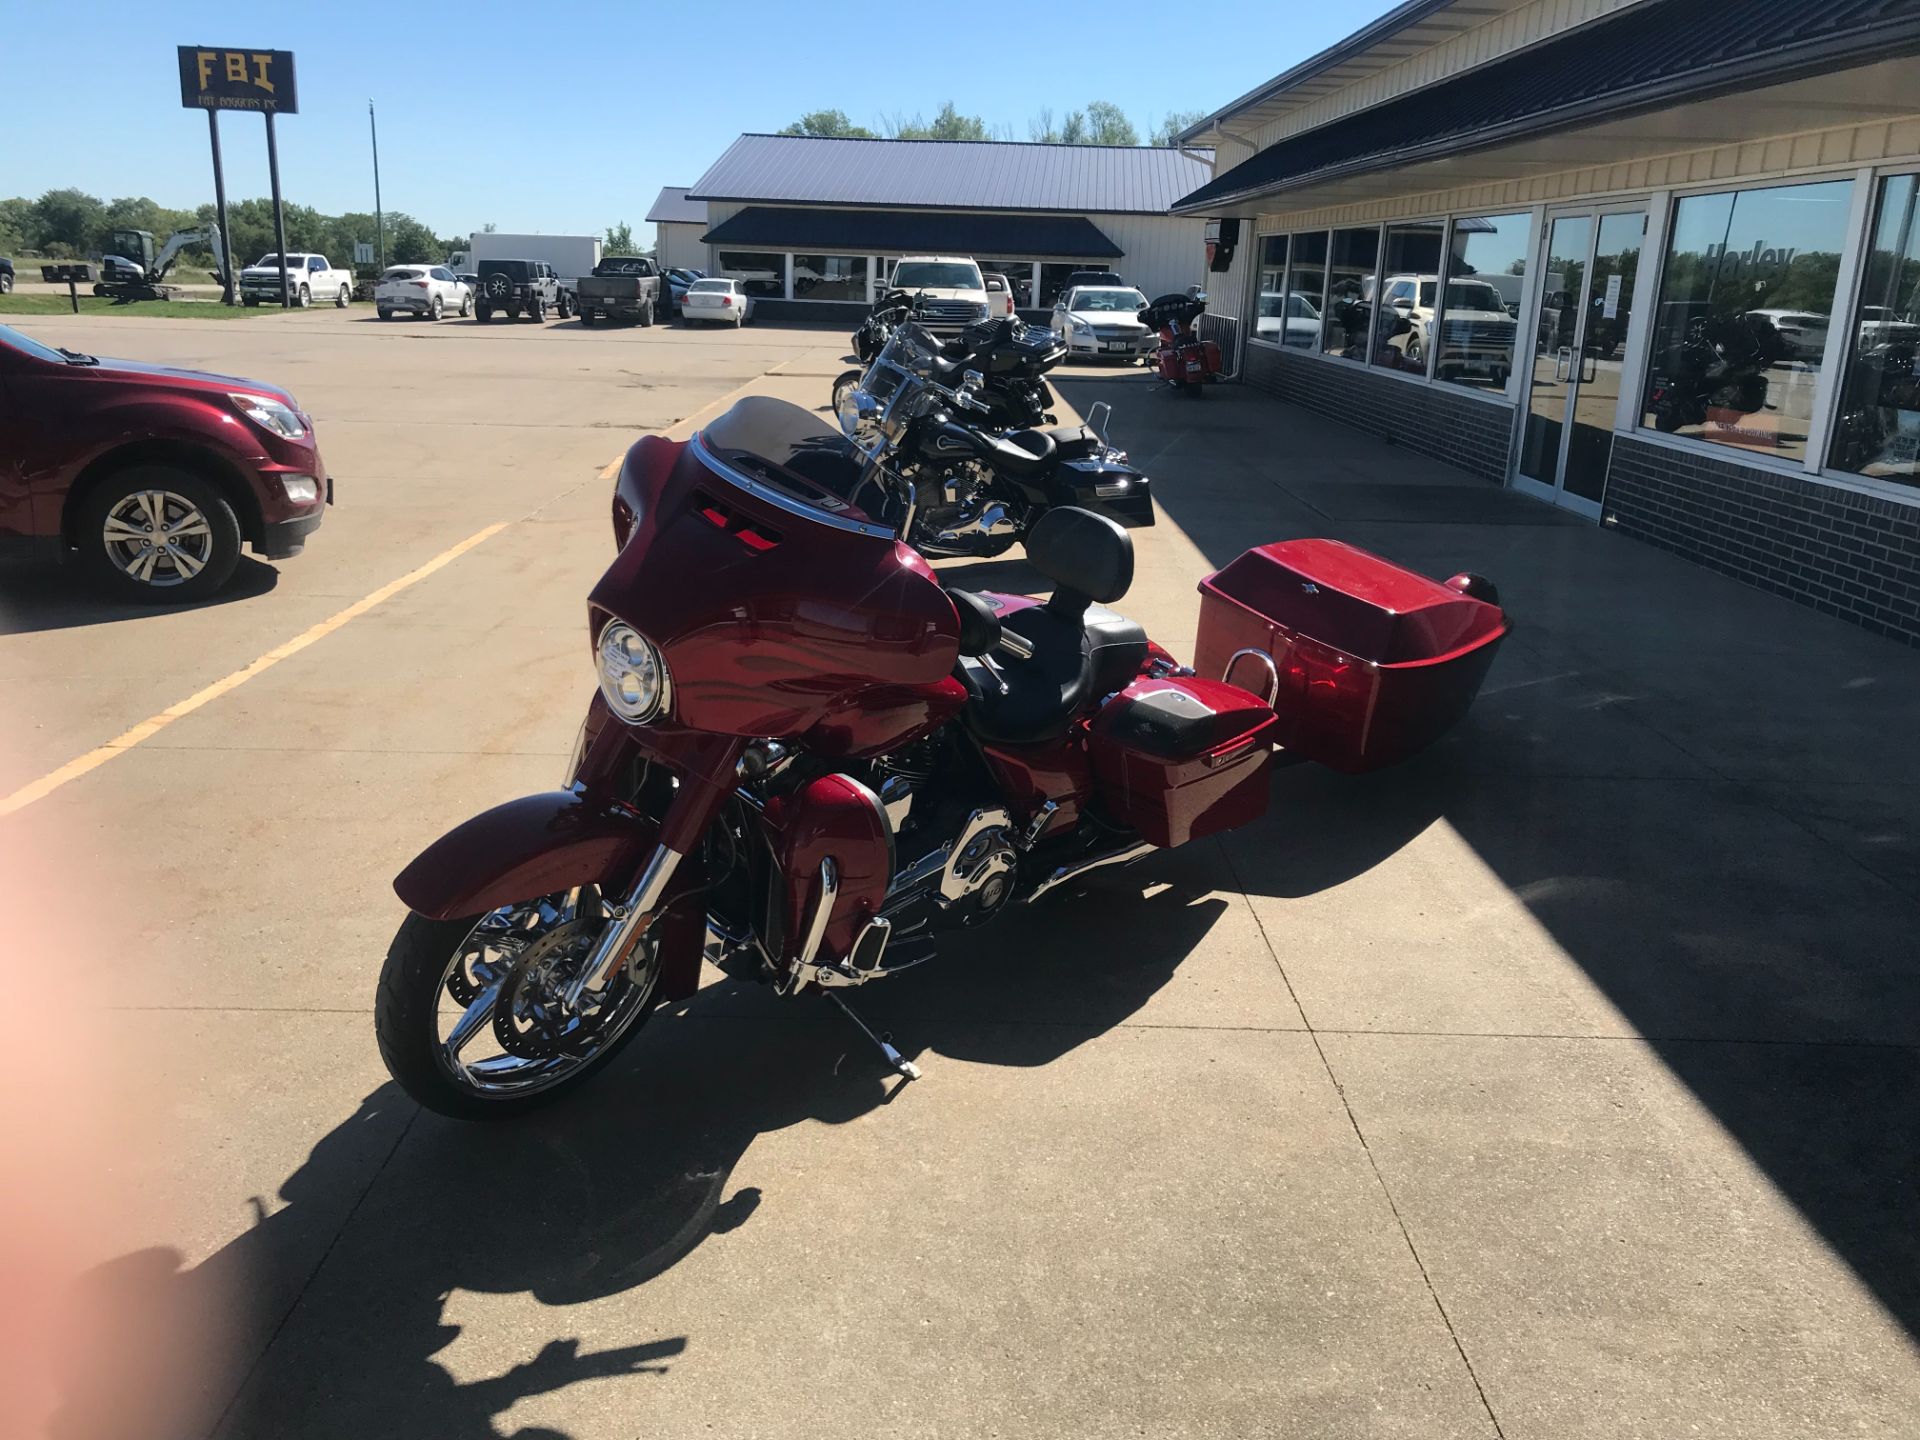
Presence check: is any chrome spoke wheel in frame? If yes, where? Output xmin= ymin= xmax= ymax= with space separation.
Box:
xmin=101 ymin=489 xmax=216 ymax=589
xmin=431 ymin=888 xmax=661 ymax=1100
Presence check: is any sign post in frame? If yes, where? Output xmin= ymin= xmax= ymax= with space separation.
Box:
xmin=206 ymin=111 xmax=234 ymax=303
xmin=178 ymin=47 xmax=298 ymax=309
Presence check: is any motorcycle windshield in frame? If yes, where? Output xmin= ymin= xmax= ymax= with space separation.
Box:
xmin=840 ymin=322 xmax=940 ymax=449
xmin=591 ymin=395 xmax=959 ymax=738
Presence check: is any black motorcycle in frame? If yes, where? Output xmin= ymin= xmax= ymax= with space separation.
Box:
xmin=1648 ymin=310 xmax=1786 ymax=433
xmin=838 ymin=321 xmax=1152 ymax=558
xmin=835 ymin=306 xmax=1066 ymax=439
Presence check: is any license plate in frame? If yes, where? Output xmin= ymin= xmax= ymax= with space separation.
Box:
xmin=1102 ymin=342 xmax=1127 ymax=352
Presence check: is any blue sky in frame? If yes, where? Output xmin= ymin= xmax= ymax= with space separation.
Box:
xmin=1 ymin=2 xmax=1399 ymax=245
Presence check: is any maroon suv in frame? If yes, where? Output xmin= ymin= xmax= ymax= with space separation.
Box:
xmin=0 ymin=323 xmax=330 ymax=600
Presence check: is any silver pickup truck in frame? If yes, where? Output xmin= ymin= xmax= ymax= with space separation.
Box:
xmin=575 ymin=256 xmax=662 ymax=327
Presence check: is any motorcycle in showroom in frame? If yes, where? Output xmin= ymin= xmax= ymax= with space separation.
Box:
xmin=374 ymin=369 xmax=1512 ymax=1121
xmin=1647 ymin=309 xmax=1787 ymax=433
xmin=831 ymin=321 xmax=1145 ymax=557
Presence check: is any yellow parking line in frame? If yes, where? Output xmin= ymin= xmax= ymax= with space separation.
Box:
xmin=0 ymin=522 xmax=509 ymax=817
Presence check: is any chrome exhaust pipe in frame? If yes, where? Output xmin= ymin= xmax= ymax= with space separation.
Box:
xmin=1025 ymin=839 xmax=1154 ymax=904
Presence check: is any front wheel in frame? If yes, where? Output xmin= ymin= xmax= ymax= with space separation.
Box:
xmin=297 ymin=284 xmax=310 ymax=308
xmin=83 ymin=466 xmax=241 ymax=602
xmin=374 ymin=891 xmax=665 ymax=1121
xmin=336 ymin=285 xmax=350 ymax=308
xmin=429 ymin=295 xmax=443 ymax=321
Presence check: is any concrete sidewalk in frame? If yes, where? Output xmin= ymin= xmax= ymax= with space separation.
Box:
xmin=17 ymin=334 xmax=1917 ymax=1439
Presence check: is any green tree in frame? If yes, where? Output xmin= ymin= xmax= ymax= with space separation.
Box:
xmin=1150 ymin=110 xmax=1207 ymax=146
xmin=1082 ymin=101 xmax=1138 ymax=147
xmin=890 ymin=102 xmax=989 ymax=141
xmin=0 ymin=197 xmax=35 ymax=254
xmin=604 ymin=221 xmax=638 ymax=255
xmin=30 ymin=187 xmax=106 ymax=256
xmin=779 ymin=109 xmax=875 ymax=138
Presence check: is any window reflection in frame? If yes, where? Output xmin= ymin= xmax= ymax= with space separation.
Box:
xmin=791 ymin=254 xmax=867 ymax=303
xmin=1436 ymin=213 xmax=1530 ymax=392
xmin=717 ymin=250 xmax=784 ymax=298
xmin=1830 ymin=174 xmax=1920 ymax=484
xmin=1255 ymin=235 xmax=1311 ymax=346
xmin=1376 ymin=222 xmax=1445 ymax=372
xmin=1323 ymin=227 xmax=1379 ymax=361
xmin=1038 ymin=264 xmax=1080 ymax=308
xmin=1641 ymin=179 xmax=1854 ymax=461
xmin=977 ymin=260 xmax=1033 ymax=307
xmin=1285 ymin=231 xmax=1328 ymax=350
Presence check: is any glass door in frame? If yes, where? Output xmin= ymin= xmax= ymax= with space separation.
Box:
xmin=1514 ymin=207 xmax=1646 ymax=516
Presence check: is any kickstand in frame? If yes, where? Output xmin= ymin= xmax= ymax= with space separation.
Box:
xmin=823 ymin=992 xmax=921 ymax=1082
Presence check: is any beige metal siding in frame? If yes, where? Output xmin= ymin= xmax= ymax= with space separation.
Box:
xmin=1248 ymin=114 xmax=1920 ymax=230
xmin=1090 ymin=213 xmax=1209 ymax=299
xmin=654 ymin=222 xmax=705 ymax=273
xmin=1243 ymin=0 xmax=1647 ymax=151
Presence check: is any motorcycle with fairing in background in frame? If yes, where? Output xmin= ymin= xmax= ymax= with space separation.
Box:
xmin=834 ymin=321 xmax=1143 ymax=557
xmin=375 ymin=376 xmax=1512 ymax=1120
xmin=1142 ymin=292 xmax=1223 ymax=395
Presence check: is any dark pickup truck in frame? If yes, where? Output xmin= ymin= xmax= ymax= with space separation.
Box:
xmin=576 ymin=256 xmax=662 ymax=327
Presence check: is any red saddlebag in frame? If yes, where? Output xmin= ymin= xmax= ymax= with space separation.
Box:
xmin=1194 ymin=539 xmax=1509 ymax=773
xmin=1089 ymin=677 xmax=1277 ymax=848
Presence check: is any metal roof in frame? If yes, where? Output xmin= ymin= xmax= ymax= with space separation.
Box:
xmin=688 ymin=134 xmax=1213 ymax=216
xmin=645 ymin=186 xmax=705 ymax=225
xmin=1175 ymin=0 xmax=1920 ymax=213
xmin=702 ymin=207 xmax=1121 ymax=258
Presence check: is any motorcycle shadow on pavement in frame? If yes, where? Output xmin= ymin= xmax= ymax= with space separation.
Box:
xmin=47 ymin=858 xmax=1247 ymax=1440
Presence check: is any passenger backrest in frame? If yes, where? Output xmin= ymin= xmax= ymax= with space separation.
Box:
xmin=1028 ymin=507 xmax=1133 ymax=616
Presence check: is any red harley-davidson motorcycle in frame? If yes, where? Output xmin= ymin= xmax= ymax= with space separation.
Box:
xmin=1143 ymin=291 xmax=1223 ymax=396
xmin=375 ymin=371 xmax=1509 ymax=1119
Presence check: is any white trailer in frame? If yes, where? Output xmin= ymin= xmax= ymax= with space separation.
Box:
xmin=459 ymin=233 xmax=603 ymax=288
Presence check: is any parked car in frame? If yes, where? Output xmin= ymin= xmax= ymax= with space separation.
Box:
xmin=1257 ymin=289 xmax=1322 ymax=347
xmin=1051 ymin=284 xmax=1155 ymax=360
xmin=1063 ymin=269 xmax=1127 ymax=292
xmin=239 ymin=252 xmax=353 ymax=309
xmin=1379 ymin=273 xmax=1517 ymax=381
xmin=0 ymin=323 xmax=329 ymax=599
xmin=576 ymin=256 xmax=662 ymax=327
xmin=474 ymin=259 xmax=570 ymax=323
xmin=375 ymin=264 xmax=471 ymax=321
xmin=0 ymin=258 xmax=13 ymax=294
xmin=663 ymin=267 xmax=706 ymax=314
xmin=1858 ymin=304 xmax=1920 ymax=349
xmin=981 ymin=271 xmax=1017 ymax=319
xmin=886 ymin=256 xmax=989 ymax=332
xmin=1746 ymin=307 xmax=1831 ymax=363
xmin=680 ymin=277 xmax=754 ymax=326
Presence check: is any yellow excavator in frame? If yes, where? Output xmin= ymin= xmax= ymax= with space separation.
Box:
xmin=95 ymin=224 xmax=227 ymax=302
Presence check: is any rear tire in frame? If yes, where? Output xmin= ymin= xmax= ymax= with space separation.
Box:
xmin=1183 ymin=380 xmax=1205 ymax=398
xmin=580 ymin=307 xmax=596 ymax=327
xmin=378 ymin=306 xmax=394 ymax=320
xmin=529 ymin=296 xmax=546 ymax=323
xmin=81 ymin=465 xmax=242 ymax=603
xmin=476 ymin=303 xmax=493 ymax=322
xmin=243 ymin=296 xmax=259 ymax=308
xmin=639 ymin=298 xmax=654 ymax=328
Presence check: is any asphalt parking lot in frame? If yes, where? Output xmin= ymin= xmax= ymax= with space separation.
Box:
xmin=3 ymin=308 xmax=1917 ymax=1439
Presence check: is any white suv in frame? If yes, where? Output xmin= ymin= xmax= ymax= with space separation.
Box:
xmin=1379 ymin=273 xmax=1516 ymax=383
xmin=887 ymin=256 xmax=990 ymax=333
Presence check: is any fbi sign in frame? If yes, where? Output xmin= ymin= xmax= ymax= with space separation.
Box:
xmin=177 ymin=46 xmax=298 ymax=114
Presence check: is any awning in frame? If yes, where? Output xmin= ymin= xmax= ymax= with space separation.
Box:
xmin=701 ymin=206 xmax=1122 ymax=259
xmin=1174 ymin=0 xmax=1920 ymax=214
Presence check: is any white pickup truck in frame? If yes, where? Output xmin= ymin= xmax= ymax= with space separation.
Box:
xmin=239 ymin=252 xmax=354 ymax=308
xmin=887 ymin=256 xmax=991 ymax=333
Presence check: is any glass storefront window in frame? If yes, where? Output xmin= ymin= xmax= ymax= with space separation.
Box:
xmin=1829 ymin=174 xmax=1920 ymax=484
xmin=1376 ymin=222 xmax=1445 ymax=372
xmin=1285 ymin=231 xmax=1329 ymax=351
xmin=792 ymin=254 xmax=867 ymax=302
xmin=717 ymin=250 xmax=784 ymax=299
xmin=1435 ymin=212 xmax=1531 ymax=393
xmin=1322 ymin=227 xmax=1379 ymax=361
xmin=1254 ymin=235 xmax=1297 ymax=346
xmin=1038 ymin=264 xmax=1081 ymax=308
xmin=1640 ymin=178 xmax=1854 ymax=461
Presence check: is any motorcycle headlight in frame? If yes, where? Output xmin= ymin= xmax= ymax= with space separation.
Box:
xmin=230 ymin=392 xmax=306 ymax=440
xmin=595 ymin=620 xmax=668 ymax=724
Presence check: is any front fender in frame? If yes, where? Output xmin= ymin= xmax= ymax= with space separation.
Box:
xmin=394 ymin=789 xmax=659 ymax=921
xmin=392 ymin=788 xmax=708 ymax=1002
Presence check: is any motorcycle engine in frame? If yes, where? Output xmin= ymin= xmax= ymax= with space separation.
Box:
xmin=872 ymin=742 xmax=1020 ymax=935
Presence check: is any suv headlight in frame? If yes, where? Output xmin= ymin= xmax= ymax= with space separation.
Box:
xmin=595 ymin=620 xmax=668 ymax=723
xmin=230 ymin=392 xmax=307 ymax=440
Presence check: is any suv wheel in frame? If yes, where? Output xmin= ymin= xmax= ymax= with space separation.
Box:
xmin=335 ymin=285 xmax=350 ymax=308
xmin=507 ymin=306 xmax=522 ymax=321
xmin=429 ymin=295 xmax=444 ymax=321
xmin=84 ymin=466 xmax=242 ymax=602
xmin=297 ymin=283 xmax=311 ymax=308
xmin=476 ymin=303 xmax=492 ymax=322
xmin=580 ymin=307 xmax=596 ymax=327
xmin=556 ymin=291 xmax=573 ymax=320
xmin=529 ymin=296 xmax=547 ymax=323
xmin=639 ymin=298 xmax=654 ymax=328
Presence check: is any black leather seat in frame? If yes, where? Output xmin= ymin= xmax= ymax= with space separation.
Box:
xmin=954 ymin=509 xmax=1148 ymax=745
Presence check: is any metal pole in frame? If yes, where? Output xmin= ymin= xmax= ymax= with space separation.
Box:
xmin=266 ymin=110 xmax=291 ymax=309
xmin=208 ymin=109 xmax=235 ymax=305
xmin=369 ymin=100 xmax=385 ymax=273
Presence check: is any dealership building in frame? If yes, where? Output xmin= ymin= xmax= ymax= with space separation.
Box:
xmin=1177 ymin=0 xmax=1920 ymax=645
xmin=653 ymin=133 xmax=1211 ymax=321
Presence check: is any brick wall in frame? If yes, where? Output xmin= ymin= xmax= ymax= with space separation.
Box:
xmin=1606 ymin=436 xmax=1920 ymax=647
xmin=1243 ymin=342 xmax=1514 ymax=481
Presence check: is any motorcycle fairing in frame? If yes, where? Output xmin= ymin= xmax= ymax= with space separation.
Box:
xmin=762 ymin=772 xmax=893 ymax=968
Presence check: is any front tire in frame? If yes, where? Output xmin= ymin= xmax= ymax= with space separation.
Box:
xmin=374 ymin=902 xmax=663 ymax=1122
xmin=82 ymin=466 xmax=242 ymax=602
xmin=429 ymin=295 xmax=444 ymax=321
xmin=297 ymin=283 xmax=311 ymax=308
xmin=336 ymin=285 xmax=350 ymax=308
